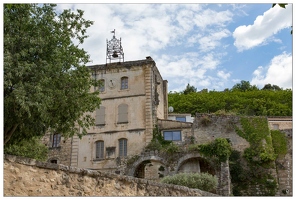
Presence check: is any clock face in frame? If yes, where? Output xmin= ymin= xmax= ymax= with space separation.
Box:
xmin=108 ymin=79 xmax=117 ymax=89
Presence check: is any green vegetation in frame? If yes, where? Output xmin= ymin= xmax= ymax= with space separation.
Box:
xmin=4 ymin=137 xmax=48 ymax=161
xmin=235 ymin=117 xmax=276 ymax=164
xmin=4 ymin=4 xmax=101 ymax=147
xmin=145 ymin=126 xmax=172 ymax=151
xmin=191 ymin=138 xmax=232 ymax=163
xmin=168 ymin=82 xmax=291 ymax=116
xmin=160 ymin=172 xmax=218 ymax=192
xmin=271 ymin=130 xmax=288 ymax=158
xmin=229 ymin=117 xmax=279 ymax=196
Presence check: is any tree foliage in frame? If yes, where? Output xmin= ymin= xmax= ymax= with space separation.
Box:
xmin=231 ymin=80 xmax=259 ymax=92
xmin=262 ymin=83 xmax=282 ymax=91
xmin=197 ymin=138 xmax=232 ymax=163
xmin=272 ymin=3 xmax=288 ymax=9
xmin=168 ymin=82 xmax=292 ymax=116
xmin=4 ymin=136 xmax=49 ymax=161
xmin=182 ymin=83 xmax=197 ymax=94
xmin=4 ymin=4 xmax=101 ymax=145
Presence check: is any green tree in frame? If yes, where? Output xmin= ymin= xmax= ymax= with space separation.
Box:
xmin=168 ymin=84 xmax=291 ymax=116
xmin=272 ymin=3 xmax=288 ymax=8
xmin=182 ymin=83 xmax=197 ymax=94
xmin=4 ymin=4 xmax=101 ymax=145
xmin=261 ymin=83 xmax=282 ymax=91
xmin=4 ymin=136 xmax=49 ymax=161
xmin=231 ymin=80 xmax=259 ymax=92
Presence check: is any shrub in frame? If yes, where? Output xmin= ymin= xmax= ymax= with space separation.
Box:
xmin=198 ymin=138 xmax=232 ymax=162
xmin=145 ymin=139 xmax=163 ymax=151
xmin=200 ymin=116 xmax=211 ymax=126
xmin=162 ymin=142 xmax=180 ymax=154
xmin=188 ymin=144 xmax=199 ymax=152
xmin=160 ymin=172 xmax=218 ymax=192
xmin=4 ymin=136 xmax=48 ymax=161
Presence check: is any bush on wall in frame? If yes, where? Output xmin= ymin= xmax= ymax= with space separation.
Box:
xmin=160 ymin=172 xmax=218 ymax=192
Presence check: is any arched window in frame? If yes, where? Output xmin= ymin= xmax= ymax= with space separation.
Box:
xmin=119 ymin=138 xmax=127 ymax=157
xmin=118 ymin=104 xmax=128 ymax=123
xmin=96 ymin=140 xmax=104 ymax=159
xmin=50 ymin=159 xmax=58 ymax=164
xmin=98 ymin=79 xmax=105 ymax=92
xmin=121 ymin=77 xmax=128 ymax=90
xmin=96 ymin=106 xmax=105 ymax=125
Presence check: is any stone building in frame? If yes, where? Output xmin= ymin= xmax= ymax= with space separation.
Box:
xmin=41 ymin=32 xmax=292 ymax=196
xmin=74 ymin=56 xmax=168 ymax=171
xmin=42 ymin=56 xmax=169 ymax=169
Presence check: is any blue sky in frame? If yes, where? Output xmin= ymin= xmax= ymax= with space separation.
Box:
xmin=55 ymin=2 xmax=293 ymax=92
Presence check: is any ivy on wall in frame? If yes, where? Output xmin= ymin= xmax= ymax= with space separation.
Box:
xmin=194 ymin=138 xmax=232 ymax=163
xmin=234 ymin=117 xmax=276 ymax=164
xmin=270 ymin=130 xmax=287 ymax=158
xmin=230 ymin=116 xmax=278 ymax=196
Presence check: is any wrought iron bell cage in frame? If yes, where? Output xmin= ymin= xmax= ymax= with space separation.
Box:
xmin=106 ymin=29 xmax=124 ymax=63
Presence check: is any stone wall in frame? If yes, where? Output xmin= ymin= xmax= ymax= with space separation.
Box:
xmin=40 ymin=133 xmax=72 ymax=166
xmin=193 ymin=114 xmax=250 ymax=152
xmin=275 ymin=129 xmax=293 ymax=196
xmin=3 ymin=154 xmax=218 ymax=197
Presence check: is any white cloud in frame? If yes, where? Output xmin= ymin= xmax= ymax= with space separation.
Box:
xmin=217 ymin=70 xmax=231 ymax=80
xmin=251 ymin=52 xmax=292 ymax=89
xmin=233 ymin=4 xmax=292 ymax=51
xmin=198 ymin=29 xmax=231 ymax=52
xmin=193 ymin=9 xmax=233 ymax=30
xmin=156 ymin=50 xmax=229 ymax=92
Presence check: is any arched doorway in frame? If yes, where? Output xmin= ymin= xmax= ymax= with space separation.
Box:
xmin=176 ymin=154 xmax=215 ymax=176
xmin=128 ymin=155 xmax=168 ymax=180
xmin=134 ymin=160 xmax=167 ymax=180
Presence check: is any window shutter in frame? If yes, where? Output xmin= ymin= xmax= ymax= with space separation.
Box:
xmin=118 ymin=104 xmax=128 ymax=123
xmin=96 ymin=106 xmax=105 ymax=125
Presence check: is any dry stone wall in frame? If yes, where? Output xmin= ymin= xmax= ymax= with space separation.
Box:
xmin=3 ymin=154 xmax=218 ymax=197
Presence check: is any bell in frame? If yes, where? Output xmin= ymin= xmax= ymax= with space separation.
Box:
xmin=112 ymin=51 xmax=118 ymax=58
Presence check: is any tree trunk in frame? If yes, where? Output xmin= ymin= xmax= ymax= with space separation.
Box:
xmin=4 ymin=124 xmax=18 ymax=145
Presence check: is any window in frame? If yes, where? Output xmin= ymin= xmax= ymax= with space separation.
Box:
xmin=96 ymin=106 xmax=105 ymax=125
xmin=96 ymin=141 xmax=104 ymax=159
xmin=98 ymin=79 xmax=105 ymax=92
xmin=50 ymin=160 xmax=57 ymax=164
xmin=121 ymin=77 xmax=128 ymax=90
xmin=273 ymin=124 xmax=279 ymax=130
xmin=119 ymin=138 xmax=127 ymax=157
xmin=176 ymin=116 xmax=186 ymax=122
xmin=118 ymin=104 xmax=128 ymax=123
xmin=52 ymin=134 xmax=61 ymax=147
xmin=91 ymin=72 xmax=96 ymax=80
xmin=163 ymin=131 xmax=181 ymax=141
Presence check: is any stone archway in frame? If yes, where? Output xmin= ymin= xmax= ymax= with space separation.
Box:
xmin=176 ymin=153 xmax=216 ymax=176
xmin=128 ymin=155 xmax=168 ymax=180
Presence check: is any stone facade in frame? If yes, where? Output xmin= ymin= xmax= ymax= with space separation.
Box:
xmin=40 ymin=132 xmax=72 ymax=166
xmin=193 ymin=114 xmax=250 ymax=152
xmin=267 ymin=117 xmax=292 ymax=130
xmin=42 ymin=57 xmax=170 ymax=171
